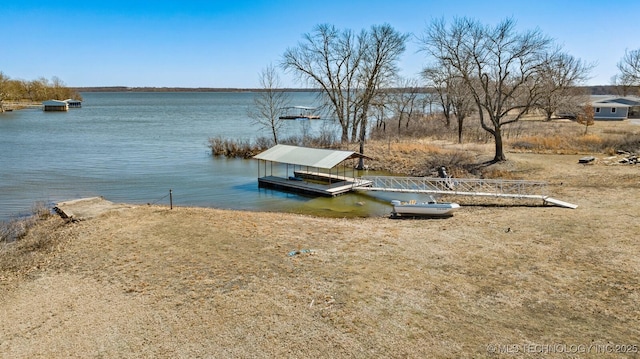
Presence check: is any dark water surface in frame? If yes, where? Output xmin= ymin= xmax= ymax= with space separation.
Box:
xmin=0 ymin=92 xmax=393 ymax=220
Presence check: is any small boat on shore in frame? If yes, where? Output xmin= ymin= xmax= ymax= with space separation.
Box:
xmin=390 ymin=196 xmax=460 ymax=218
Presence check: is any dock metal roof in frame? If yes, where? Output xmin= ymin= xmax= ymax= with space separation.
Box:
xmin=42 ymin=100 xmax=67 ymax=105
xmin=253 ymin=144 xmax=367 ymax=169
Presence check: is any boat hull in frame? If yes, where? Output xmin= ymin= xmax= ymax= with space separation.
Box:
xmin=390 ymin=200 xmax=460 ymax=218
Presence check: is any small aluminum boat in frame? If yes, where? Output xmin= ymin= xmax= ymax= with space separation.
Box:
xmin=390 ymin=197 xmax=460 ymax=218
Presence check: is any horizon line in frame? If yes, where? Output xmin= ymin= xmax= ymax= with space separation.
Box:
xmin=73 ymin=85 xmax=620 ymax=92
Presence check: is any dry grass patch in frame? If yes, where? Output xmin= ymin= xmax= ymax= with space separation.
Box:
xmin=510 ymin=134 xmax=595 ymax=154
xmin=1 ymin=152 xmax=640 ymax=358
xmin=386 ymin=141 xmax=444 ymax=155
xmin=0 ymin=216 xmax=68 ymax=280
xmin=510 ymin=131 xmax=640 ymax=157
xmin=365 ymin=139 xmax=480 ymax=176
xmin=2 ymin=118 xmax=640 ymax=358
xmin=510 ymin=120 xmax=640 ymax=156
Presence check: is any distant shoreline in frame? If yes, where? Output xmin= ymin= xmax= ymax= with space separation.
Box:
xmin=72 ymin=85 xmax=624 ymax=95
xmin=73 ymin=87 xmax=323 ymax=93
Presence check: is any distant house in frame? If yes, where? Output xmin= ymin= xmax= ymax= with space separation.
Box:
xmin=42 ymin=100 xmax=69 ymax=112
xmin=590 ymin=95 xmax=640 ymax=120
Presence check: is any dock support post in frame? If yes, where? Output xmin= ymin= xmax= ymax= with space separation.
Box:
xmin=169 ymin=189 xmax=173 ymax=210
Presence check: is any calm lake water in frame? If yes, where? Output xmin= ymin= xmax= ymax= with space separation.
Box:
xmin=0 ymin=92 xmax=395 ymax=220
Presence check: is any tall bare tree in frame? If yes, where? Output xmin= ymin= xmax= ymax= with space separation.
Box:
xmin=249 ymin=64 xmax=290 ymax=145
xmin=614 ymin=48 xmax=640 ymax=95
xmin=354 ymin=24 xmax=409 ymax=168
xmin=421 ymin=17 xmax=555 ymax=162
xmin=536 ymin=50 xmax=593 ymax=121
xmin=422 ymin=66 xmax=453 ymax=127
xmin=282 ymin=24 xmax=362 ymax=144
xmin=449 ymin=76 xmax=475 ymax=144
xmin=282 ymin=23 xmax=408 ymax=166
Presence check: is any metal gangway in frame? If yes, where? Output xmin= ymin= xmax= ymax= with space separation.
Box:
xmin=354 ymin=176 xmax=577 ymax=209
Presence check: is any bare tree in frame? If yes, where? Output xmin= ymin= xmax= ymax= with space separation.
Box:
xmin=422 ymin=66 xmax=453 ymax=127
xmin=421 ymin=17 xmax=555 ymax=162
xmin=30 ymin=77 xmax=50 ymax=101
xmin=611 ymin=74 xmax=633 ymax=96
xmin=282 ymin=24 xmax=363 ymax=144
xmin=249 ymin=64 xmax=290 ymax=145
xmin=370 ymin=91 xmax=389 ymax=131
xmin=615 ymin=49 xmax=640 ymax=95
xmin=51 ymin=76 xmax=65 ymax=98
xmin=353 ymin=24 xmax=408 ymax=168
xmin=282 ymin=23 xmax=408 ymax=165
xmin=387 ymin=78 xmax=421 ymax=136
xmin=617 ymin=49 xmax=640 ymax=85
xmin=536 ymin=50 xmax=593 ymax=121
xmin=422 ymin=65 xmax=475 ymax=143
xmin=449 ymin=76 xmax=475 ymax=143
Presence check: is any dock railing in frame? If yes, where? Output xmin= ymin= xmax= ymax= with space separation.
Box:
xmin=356 ymin=176 xmax=549 ymax=200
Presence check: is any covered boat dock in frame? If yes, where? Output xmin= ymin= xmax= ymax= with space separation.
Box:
xmin=253 ymin=144 xmax=372 ymax=197
xmin=42 ymin=100 xmax=69 ymax=111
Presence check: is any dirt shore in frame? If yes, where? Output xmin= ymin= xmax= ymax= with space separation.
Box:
xmin=1 ymin=149 xmax=639 ymax=357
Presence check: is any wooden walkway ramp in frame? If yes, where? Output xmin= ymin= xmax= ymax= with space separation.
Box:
xmin=355 ymin=176 xmax=577 ymax=209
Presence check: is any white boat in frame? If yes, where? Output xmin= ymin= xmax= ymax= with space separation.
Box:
xmin=390 ymin=197 xmax=460 ymax=218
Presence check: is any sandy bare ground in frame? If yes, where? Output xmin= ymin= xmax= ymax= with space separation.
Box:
xmin=1 ymin=151 xmax=639 ymax=358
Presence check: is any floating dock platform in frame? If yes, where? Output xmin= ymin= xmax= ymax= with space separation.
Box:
xmin=258 ymin=171 xmax=371 ymax=197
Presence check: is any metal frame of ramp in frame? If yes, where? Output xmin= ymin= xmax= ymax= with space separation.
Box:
xmin=543 ymin=197 xmax=578 ymax=209
xmin=355 ymin=176 xmax=578 ymax=209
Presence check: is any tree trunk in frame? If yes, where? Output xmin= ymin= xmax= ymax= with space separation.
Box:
xmin=351 ymin=119 xmax=359 ymax=143
xmin=545 ymin=110 xmax=553 ymax=121
xmin=492 ymin=127 xmax=506 ymax=162
xmin=340 ymin=123 xmax=350 ymax=144
xmin=356 ymin=114 xmax=367 ymax=170
xmin=357 ymin=140 xmax=365 ymax=169
xmin=443 ymin=104 xmax=451 ymax=128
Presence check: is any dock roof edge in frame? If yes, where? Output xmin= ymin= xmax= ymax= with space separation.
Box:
xmin=253 ymin=144 xmax=372 ymax=169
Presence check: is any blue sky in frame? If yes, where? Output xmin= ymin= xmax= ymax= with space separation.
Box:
xmin=2 ymin=0 xmax=638 ymax=88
